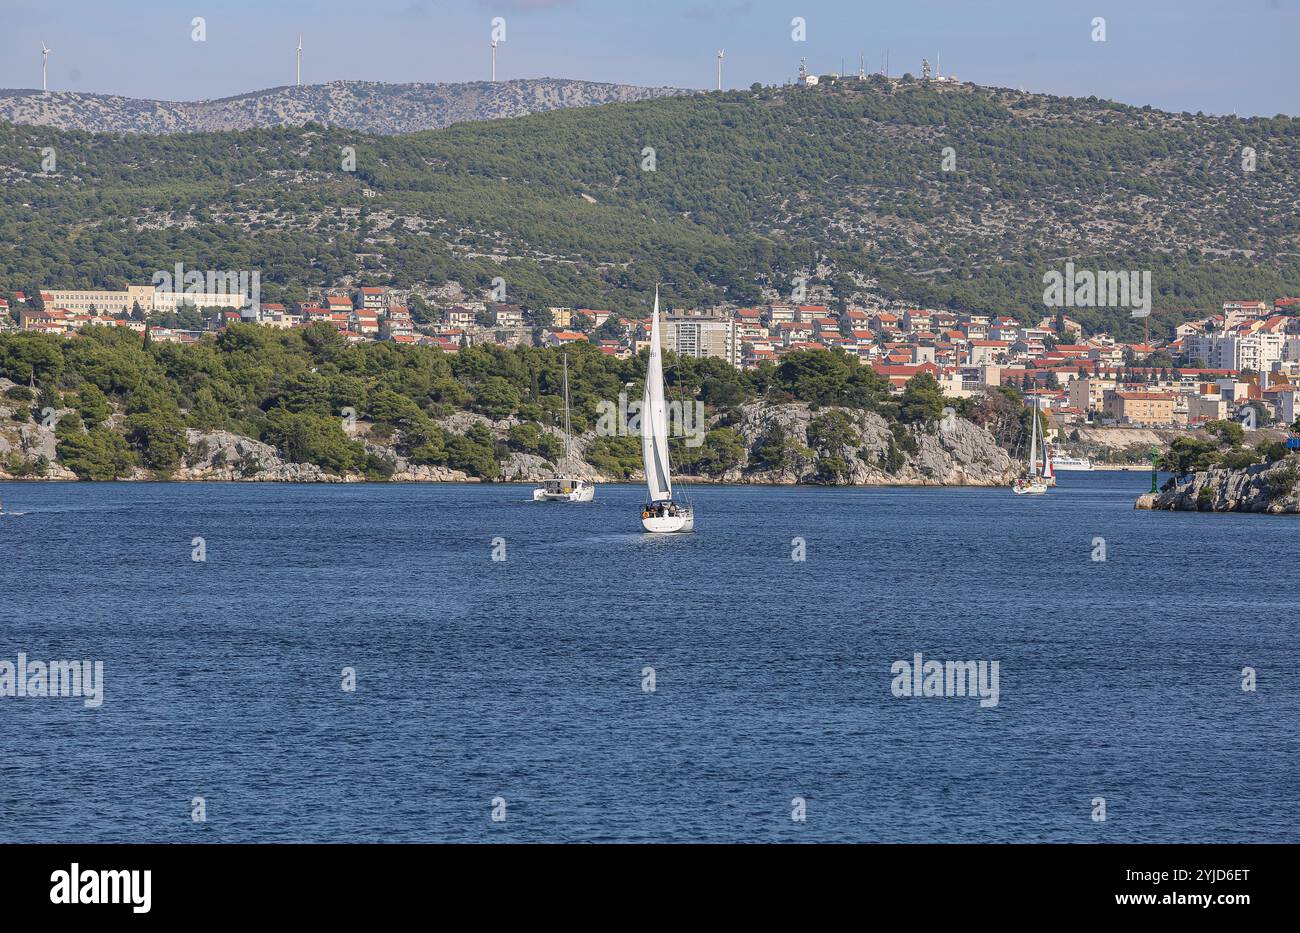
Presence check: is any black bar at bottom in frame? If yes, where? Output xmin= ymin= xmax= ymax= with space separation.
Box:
xmin=0 ymin=843 xmax=1282 ymax=918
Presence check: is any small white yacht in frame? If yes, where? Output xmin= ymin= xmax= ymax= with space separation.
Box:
xmin=1013 ymin=394 xmax=1050 ymax=496
xmin=534 ymin=478 xmax=594 ymax=502
xmin=533 ymin=353 xmax=595 ymax=502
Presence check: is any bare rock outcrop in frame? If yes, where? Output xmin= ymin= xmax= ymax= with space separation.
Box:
xmin=0 ymin=79 xmax=692 ymax=136
xmin=0 ymin=390 xmax=78 ymax=479
xmin=720 ymin=403 xmax=1016 ymax=486
xmin=1137 ymin=458 xmax=1300 ymax=513
xmin=173 ymin=429 xmax=356 ymax=482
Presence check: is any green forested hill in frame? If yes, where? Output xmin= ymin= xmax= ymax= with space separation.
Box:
xmin=3 ymin=77 xmax=1298 ymax=335
xmin=1 ymin=324 xmax=979 ymax=482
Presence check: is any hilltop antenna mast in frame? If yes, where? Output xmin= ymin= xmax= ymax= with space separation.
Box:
xmin=859 ymin=54 xmax=866 ymax=80
xmin=716 ymin=49 xmax=725 ymax=90
xmin=296 ymin=36 xmax=303 ymax=87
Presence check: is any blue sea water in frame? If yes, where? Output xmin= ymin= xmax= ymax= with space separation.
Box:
xmin=0 ymin=473 xmax=1296 ymax=843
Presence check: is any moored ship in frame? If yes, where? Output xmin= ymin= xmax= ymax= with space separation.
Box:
xmin=1050 ymin=455 xmax=1093 ymax=472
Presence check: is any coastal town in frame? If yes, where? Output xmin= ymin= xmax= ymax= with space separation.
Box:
xmin=5 ymin=284 xmax=1300 ymax=441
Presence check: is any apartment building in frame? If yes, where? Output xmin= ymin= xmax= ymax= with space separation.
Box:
xmin=40 ymin=285 xmax=157 ymax=315
xmin=356 ymin=287 xmax=387 ymax=311
xmin=349 ymin=310 xmax=380 ymax=335
xmin=575 ymin=308 xmax=611 ymax=328
xmin=767 ymin=303 xmax=797 ymax=325
xmin=489 ymin=303 xmax=526 ymax=328
xmin=1221 ymin=300 xmax=1269 ymax=326
xmin=666 ymin=315 xmax=738 ymax=366
xmin=1185 ymin=392 xmax=1229 ymax=424
xmin=442 ymin=305 xmax=477 ymax=328
xmin=1103 ymin=390 xmax=1175 ymax=426
xmin=1184 ymin=331 xmax=1284 ymax=372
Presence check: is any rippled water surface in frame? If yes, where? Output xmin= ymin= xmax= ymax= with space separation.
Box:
xmin=1 ymin=474 xmax=1296 ymax=842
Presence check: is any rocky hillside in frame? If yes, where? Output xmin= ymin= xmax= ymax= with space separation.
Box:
xmin=4 ymin=77 xmax=1295 ymax=328
xmin=713 ymin=403 xmax=1014 ymax=486
xmin=1 ymin=388 xmax=1014 ymax=487
xmin=0 ymin=79 xmax=691 ymax=135
xmin=1136 ymin=457 xmax=1300 ymax=513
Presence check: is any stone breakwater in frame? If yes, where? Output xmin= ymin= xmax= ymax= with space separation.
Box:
xmin=1136 ymin=457 xmax=1300 ymax=513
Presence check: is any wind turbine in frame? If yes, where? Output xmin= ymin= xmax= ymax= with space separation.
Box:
xmin=41 ymin=42 xmax=51 ymax=92
xmin=716 ymin=49 xmax=725 ymax=91
xmin=296 ymin=36 xmax=302 ymax=87
xmin=491 ymin=39 xmax=498 ymax=82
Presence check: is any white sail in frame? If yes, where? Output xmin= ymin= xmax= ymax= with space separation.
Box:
xmin=641 ymin=288 xmax=673 ymax=503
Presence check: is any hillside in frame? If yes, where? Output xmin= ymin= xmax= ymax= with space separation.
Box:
xmin=0 ymin=79 xmax=692 ymax=135
xmin=0 ymin=326 xmax=1022 ymax=485
xmin=2 ymin=77 xmax=1298 ymax=333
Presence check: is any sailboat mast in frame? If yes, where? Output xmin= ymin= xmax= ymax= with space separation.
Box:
xmin=1028 ymin=393 xmax=1040 ymax=477
xmin=562 ymin=353 xmax=571 ymax=463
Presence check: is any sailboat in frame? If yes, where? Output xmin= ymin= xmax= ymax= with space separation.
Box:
xmin=533 ymin=353 xmax=595 ymax=502
xmin=1013 ymin=393 xmax=1049 ymax=495
xmin=640 ymin=287 xmax=694 ymax=532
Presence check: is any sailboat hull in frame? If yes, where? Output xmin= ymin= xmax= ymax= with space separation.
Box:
xmin=641 ymin=511 xmax=694 ymax=533
xmin=532 ymin=480 xmax=595 ymax=502
xmin=534 ymin=353 xmax=598 ymax=503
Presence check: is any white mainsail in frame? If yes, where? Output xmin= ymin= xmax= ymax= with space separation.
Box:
xmin=641 ymin=288 xmax=673 ymax=503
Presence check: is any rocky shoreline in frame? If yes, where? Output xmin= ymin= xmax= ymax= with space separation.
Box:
xmin=1135 ymin=457 xmax=1300 ymax=513
xmin=2 ymin=399 xmax=1019 ymax=487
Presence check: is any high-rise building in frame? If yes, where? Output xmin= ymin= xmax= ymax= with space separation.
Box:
xmin=666 ymin=315 xmax=737 ymax=366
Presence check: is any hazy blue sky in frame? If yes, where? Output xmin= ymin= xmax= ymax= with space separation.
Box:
xmin=2 ymin=0 xmax=1295 ymax=115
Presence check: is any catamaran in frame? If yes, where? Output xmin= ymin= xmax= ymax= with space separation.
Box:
xmin=533 ymin=353 xmax=595 ymax=502
xmin=1013 ymin=395 xmax=1050 ymax=495
xmin=640 ymin=287 xmax=694 ymax=533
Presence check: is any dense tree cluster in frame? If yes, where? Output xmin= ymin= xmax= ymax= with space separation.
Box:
xmin=2 ymin=327 xmax=953 ymax=481
xmin=1158 ymin=418 xmax=1294 ymax=476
